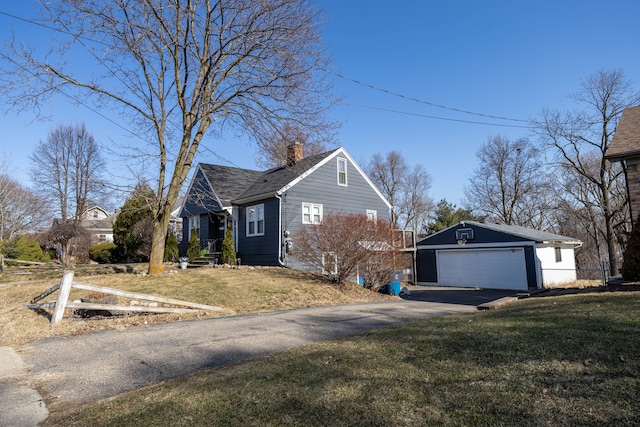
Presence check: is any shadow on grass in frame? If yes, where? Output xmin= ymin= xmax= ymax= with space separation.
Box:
xmin=48 ymin=293 xmax=640 ymax=427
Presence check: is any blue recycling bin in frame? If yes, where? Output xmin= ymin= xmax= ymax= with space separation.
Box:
xmin=382 ymin=270 xmax=403 ymax=295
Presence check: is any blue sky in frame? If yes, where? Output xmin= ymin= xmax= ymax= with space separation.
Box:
xmin=2 ymin=1 xmax=640 ymax=206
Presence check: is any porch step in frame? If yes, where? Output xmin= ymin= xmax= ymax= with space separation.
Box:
xmin=189 ymin=253 xmax=221 ymax=267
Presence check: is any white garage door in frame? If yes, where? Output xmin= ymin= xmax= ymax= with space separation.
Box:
xmin=437 ymin=248 xmax=528 ymax=290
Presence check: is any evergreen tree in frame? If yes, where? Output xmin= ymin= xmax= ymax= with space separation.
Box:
xmin=220 ymin=224 xmax=236 ymax=265
xmin=425 ymin=199 xmax=486 ymax=235
xmin=113 ymin=183 xmax=155 ymax=262
xmin=164 ymin=232 xmax=179 ymax=262
xmin=186 ymin=228 xmax=201 ymax=262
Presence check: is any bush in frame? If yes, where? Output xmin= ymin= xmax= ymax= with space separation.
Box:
xmin=621 ymin=215 xmax=640 ymax=280
xmin=16 ymin=235 xmax=50 ymax=262
xmin=164 ymin=233 xmax=179 ymax=262
xmin=220 ymin=225 xmax=236 ymax=265
xmin=89 ymin=242 xmax=118 ymax=264
xmin=187 ymin=228 xmax=201 ymax=262
xmin=294 ymin=213 xmax=399 ymax=285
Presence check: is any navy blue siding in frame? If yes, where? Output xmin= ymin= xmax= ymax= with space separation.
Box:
xmin=416 ymin=249 xmax=437 ymax=282
xmin=180 ymin=169 xmax=222 ymax=217
xmin=417 ymin=223 xmax=540 ymax=288
xmin=418 ymin=224 xmax=530 ymax=246
xmin=236 ymin=198 xmax=280 ymax=266
xmin=178 ymin=213 xmax=210 ymax=256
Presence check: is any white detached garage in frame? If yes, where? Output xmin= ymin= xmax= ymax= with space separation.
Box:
xmin=416 ymin=221 xmax=582 ymax=290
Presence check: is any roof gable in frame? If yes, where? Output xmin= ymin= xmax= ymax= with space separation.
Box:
xmin=233 ymin=149 xmax=339 ymax=204
xmin=186 ymin=146 xmax=392 ymax=209
xmin=276 ymin=147 xmax=392 ymax=209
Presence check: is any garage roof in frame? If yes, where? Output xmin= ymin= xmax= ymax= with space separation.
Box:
xmin=468 ymin=221 xmax=582 ymax=244
xmin=418 ymin=221 xmax=582 ymax=246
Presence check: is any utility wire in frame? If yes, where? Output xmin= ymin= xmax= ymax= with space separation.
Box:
xmin=0 ymin=8 xmax=241 ymax=169
xmin=347 ymin=103 xmax=533 ymax=129
xmin=332 ymin=71 xmax=531 ymax=123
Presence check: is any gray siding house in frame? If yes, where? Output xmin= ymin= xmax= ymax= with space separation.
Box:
xmin=179 ymin=146 xmax=392 ymax=267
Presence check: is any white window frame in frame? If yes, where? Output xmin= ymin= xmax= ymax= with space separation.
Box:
xmin=189 ymin=215 xmax=200 ymax=236
xmin=302 ymin=203 xmax=323 ymax=224
xmin=337 ymin=157 xmax=348 ymax=186
xmin=322 ymin=251 xmax=338 ymax=275
xmin=246 ymin=204 xmax=265 ymax=237
xmin=366 ymin=209 xmax=377 ymax=223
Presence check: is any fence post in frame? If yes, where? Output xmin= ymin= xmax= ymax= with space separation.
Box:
xmin=51 ymin=270 xmax=74 ymax=326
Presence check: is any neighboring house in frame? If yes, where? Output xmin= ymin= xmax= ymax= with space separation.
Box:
xmin=178 ymin=145 xmax=395 ymax=269
xmin=77 ymin=201 xmax=184 ymax=247
xmin=78 ymin=206 xmax=117 ymax=245
xmin=606 ymin=105 xmax=640 ymax=224
xmin=416 ymin=221 xmax=582 ymax=290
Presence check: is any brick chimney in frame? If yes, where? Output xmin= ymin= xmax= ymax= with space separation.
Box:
xmin=286 ymin=141 xmax=304 ymax=167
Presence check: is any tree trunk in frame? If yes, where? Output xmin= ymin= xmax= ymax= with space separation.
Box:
xmin=148 ymin=206 xmax=171 ymax=275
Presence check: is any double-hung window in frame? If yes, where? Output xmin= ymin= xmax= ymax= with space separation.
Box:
xmin=366 ymin=209 xmax=377 ymax=223
xmin=337 ymin=157 xmax=348 ymax=186
xmin=302 ymin=203 xmax=323 ymax=224
xmin=246 ymin=204 xmax=264 ymax=237
xmin=189 ymin=216 xmax=200 ymax=237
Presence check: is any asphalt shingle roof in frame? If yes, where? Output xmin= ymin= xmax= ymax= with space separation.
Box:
xmin=464 ymin=220 xmax=581 ymax=244
xmin=199 ymin=148 xmax=339 ymax=205
xmin=607 ymin=105 xmax=640 ymax=160
xmin=199 ymin=164 xmax=264 ymax=206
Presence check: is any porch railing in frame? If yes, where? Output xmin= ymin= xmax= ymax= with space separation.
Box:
xmin=200 ymin=239 xmax=222 ymax=254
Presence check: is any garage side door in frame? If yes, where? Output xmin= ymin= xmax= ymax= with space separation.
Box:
xmin=437 ymin=248 xmax=528 ymax=290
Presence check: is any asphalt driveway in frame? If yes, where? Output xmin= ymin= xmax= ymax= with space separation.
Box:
xmin=3 ymin=293 xmax=506 ymax=426
xmin=401 ymin=285 xmax=524 ymax=306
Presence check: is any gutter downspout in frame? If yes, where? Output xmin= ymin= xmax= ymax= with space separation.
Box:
xmin=275 ymin=193 xmax=286 ymax=267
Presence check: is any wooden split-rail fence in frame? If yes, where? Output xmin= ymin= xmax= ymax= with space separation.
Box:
xmin=26 ymin=270 xmax=225 ymax=326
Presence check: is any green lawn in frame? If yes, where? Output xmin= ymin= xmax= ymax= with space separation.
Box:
xmin=44 ymin=292 xmax=640 ymax=426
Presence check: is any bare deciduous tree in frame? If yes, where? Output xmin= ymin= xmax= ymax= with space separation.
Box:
xmin=1 ymin=1 xmax=335 ymax=275
xmin=367 ymin=151 xmax=433 ymax=231
xmin=29 ymin=122 xmax=104 ymax=221
xmin=255 ymin=123 xmax=336 ymax=169
xmin=534 ymin=69 xmax=640 ymax=274
xmin=294 ymin=213 xmax=397 ymax=286
xmin=465 ymin=135 xmax=552 ymax=228
xmin=0 ymin=173 xmax=49 ymax=240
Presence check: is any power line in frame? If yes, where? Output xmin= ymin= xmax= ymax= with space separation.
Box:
xmin=347 ymin=103 xmax=533 ymax=129
xmin=0 ymin=10 xmax=110 ymax=46
xmin=332 ymin=71 xmax=531 ymax=123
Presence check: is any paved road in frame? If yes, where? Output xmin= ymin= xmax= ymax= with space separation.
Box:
xmin=3 ymin=293 xmax=500 ymax=426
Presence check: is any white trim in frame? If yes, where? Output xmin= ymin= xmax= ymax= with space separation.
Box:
xmin=246 ymin=204 xmax=265 ymax=237
xmin=302 ymin=202 xmax=323 ymax=224
xmin=179 ymin=164 xmax=224 ymax=217
xmin=322 ymin=252 xmax=338 ymax=275
xmin=337 ymin=157 xmax=348 ymax=186
xmin=277 ymin=147 xmax=392 ymax=210
xmin=366 ymin=209 xmax=377 ymax=222
xmin=417 ymin=241 xmax=537 ymax=250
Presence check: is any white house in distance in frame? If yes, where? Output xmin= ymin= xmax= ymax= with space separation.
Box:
xmin=78 ymin=206 xmax=116 ymax=244
xmin=416 ymin=221 xmax=583 ymax=290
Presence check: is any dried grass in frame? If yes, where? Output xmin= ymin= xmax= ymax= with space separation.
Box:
xmin=0 ymin=264 xmax=389 ymax=348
